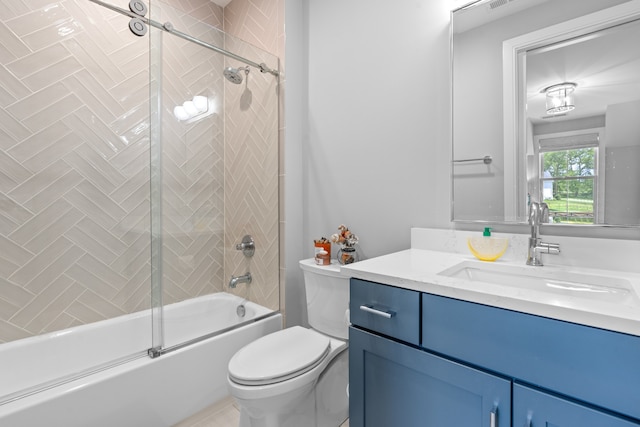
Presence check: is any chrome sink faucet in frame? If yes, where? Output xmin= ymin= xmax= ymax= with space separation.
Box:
xmin=526 ymin=201 xmax=560 ymax=266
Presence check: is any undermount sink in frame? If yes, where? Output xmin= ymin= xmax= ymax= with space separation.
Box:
xmin=438 ymin=261 xmax=635 ymax=303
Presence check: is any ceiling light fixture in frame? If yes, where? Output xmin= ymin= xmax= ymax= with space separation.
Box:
xmin=543 ymin=82 xmax=577 ymax=115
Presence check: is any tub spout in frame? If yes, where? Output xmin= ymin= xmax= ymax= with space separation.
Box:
xmin=229 ymin=272 xmax=252 ymax=288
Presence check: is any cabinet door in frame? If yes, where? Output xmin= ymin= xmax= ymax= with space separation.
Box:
xmin=514 ymin=384 xmax=640 ymax=427
xmin=422 ymin=293 xmax=640 ymax=420
xmin=349 ymin=327 xmax=510 ymax=427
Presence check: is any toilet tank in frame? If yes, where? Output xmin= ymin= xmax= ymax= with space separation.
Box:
xmin=299 ymin=258 xmax=350 ymax=340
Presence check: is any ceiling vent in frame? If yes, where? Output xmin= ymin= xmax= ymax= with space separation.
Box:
xmin=488 ymin=0 xmax=509 ymax=9
xmin=488 ymin=0 xmax=522 ymax=10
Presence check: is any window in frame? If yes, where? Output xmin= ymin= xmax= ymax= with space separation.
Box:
xmin=537 ymin=131 xmax=601 ymax=224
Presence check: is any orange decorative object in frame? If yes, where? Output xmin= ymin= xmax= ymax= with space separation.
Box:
xmin=315 ymin=250 xmax=330 ymax=265
xmin=314 ymin=239 xmax=331 ymax=258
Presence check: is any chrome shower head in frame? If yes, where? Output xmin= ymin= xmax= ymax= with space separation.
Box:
xmin=223 ymin=66 xmax=249 ymax=84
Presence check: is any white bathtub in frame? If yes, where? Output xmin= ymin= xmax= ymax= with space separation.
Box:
xmin=0 ymin=292 xmax=281 ymax=427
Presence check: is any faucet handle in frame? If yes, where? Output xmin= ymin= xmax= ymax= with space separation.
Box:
xmin=538 ymin=242 xmax=560 ymax=255
xmin=235 ymin=235 xmax=255 ymax=257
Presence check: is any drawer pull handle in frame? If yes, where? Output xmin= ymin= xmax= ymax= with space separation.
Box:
xmin=359 ymin=305 xmax=394 ymax=319
xmin=490 ymin=407 xmax=498 ymax=427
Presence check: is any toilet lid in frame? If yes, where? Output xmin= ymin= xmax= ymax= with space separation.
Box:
xmin=228 ymin=326 xmax=331 ymax=386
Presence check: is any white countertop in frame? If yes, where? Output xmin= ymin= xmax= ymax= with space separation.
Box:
xmin=340 ymin=247 xmax=640 ymax=337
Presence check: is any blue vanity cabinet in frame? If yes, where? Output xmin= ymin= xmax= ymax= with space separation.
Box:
xmin=513 ymin=384 xmax=640 ymax=427
xmin=349 ymin=327 xmax=511 ymax=427
xmin=422 ymin=293 xmax=640 ymax=423
xmin=349 ymin=278 xmax=640 ymax=426
xmin=349 ymin=279 xmax=511 ymax=427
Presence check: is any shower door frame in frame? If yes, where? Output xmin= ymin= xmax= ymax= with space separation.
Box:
xmin=141 ymin=0 xmax=282 ymax=357
xmin=87 ymin=0 xmax=283 ymax=358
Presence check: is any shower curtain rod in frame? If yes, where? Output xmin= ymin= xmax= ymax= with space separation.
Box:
xmin=88 ymin=0 xmax=279 ymax=77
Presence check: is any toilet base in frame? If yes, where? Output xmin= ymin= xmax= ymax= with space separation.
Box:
xmin=315 ymin=347 xmax=349 ymax=426
xmin=237 ymin=393 xmax=314 ymax=427
xmin=233 ymin=348 xmax=349 ymax=427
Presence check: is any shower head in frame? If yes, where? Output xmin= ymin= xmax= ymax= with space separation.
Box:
xmin=223 ymin=66 xmax=249 ymax=84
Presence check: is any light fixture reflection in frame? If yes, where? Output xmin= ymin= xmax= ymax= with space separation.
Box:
xmin=543 ymin=82 xmax=577 ymax=115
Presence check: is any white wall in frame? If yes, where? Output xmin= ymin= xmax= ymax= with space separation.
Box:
xmin=284 ymin=0 xmax=309 ymax=326
xmin=285 ymin=0 xmax=452 ymax=325
xmin=284 ymin=0 xmax=640 ymax=327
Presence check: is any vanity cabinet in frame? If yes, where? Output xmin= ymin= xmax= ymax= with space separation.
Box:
xmin=349 ymin=278 xmax=640 ymax=427
xmin=513 ymin=384 xmax=639 ymax=427
xmin=349 ymin=327 xmax=510 ymax=427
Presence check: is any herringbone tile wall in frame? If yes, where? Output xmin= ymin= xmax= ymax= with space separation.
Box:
xmin=155 ymin=0 xmax=227 ymax=325
xmin=0 ymin=0 xmax=280 ymax=345
xmin=0 ymin=0 xmax=155 ymax=344
xmin=223 ymin=33 xmax=280 ymax=314
xmin=222 ymin=0 xmax=284 ymax=317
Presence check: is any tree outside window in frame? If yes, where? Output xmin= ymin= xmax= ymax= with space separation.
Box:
xmin=540 ymin=147 xmax=596 ymax=224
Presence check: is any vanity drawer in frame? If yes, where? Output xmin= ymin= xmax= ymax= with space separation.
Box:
xmin=421 ymin=293 xmax=640 ymax=421
xmin=350 ymin=279 xmax=420 ymax=345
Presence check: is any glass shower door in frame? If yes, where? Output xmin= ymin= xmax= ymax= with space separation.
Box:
xmin=0 ymin=0 xmax=281 ymax=404
xmin=0 ymin=0 xmax=153 ymax=401
xmin=149 ymin=0 xmax=280 ymax=351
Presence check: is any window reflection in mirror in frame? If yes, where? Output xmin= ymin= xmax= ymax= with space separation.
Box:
xmin=537 ymin=133 xmax=599 ymax=224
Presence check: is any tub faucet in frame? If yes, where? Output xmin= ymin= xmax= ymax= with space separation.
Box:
xmin=235 ymin=235 xmax=255 ymax=257
xmin=229 ymin=272 xmax=252 ymax=288
xmin=526 ymin=201 xmax=560 ymax=266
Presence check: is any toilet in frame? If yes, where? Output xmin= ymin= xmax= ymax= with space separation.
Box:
xmin=227 ymin=258 xmax=349 ymax=427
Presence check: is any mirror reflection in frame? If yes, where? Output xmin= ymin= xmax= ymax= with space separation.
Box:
xmin=452 ymin=0 xmax=640 ymax=226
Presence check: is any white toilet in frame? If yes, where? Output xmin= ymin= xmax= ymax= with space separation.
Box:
xmin=227 ymin=258 xmax=350 ymax=427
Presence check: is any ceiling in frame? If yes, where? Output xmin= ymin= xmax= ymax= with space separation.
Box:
xmin=453 ymin=0 xmax=553 ymax=34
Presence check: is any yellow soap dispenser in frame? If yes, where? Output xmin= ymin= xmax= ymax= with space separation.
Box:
xmin=467 ymin=227 xmax=509 ymax=262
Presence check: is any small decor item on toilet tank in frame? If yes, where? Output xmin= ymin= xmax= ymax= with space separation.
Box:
xmin=467 ymin=227 xmax=509 ymax=262
xmin=315 ymin=250 xmax=331 ymax=265
xmin=314 ymin=237 xmax=332 ymax=259
xmin=331 ymin=224 xmax=359 ymax=265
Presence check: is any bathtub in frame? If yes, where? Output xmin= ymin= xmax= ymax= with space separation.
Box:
xmin=0 ymin=292 xmax=281 ymax=427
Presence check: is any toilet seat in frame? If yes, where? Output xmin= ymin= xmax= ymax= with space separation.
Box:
xmin=228 ymin=326 xmax=331 ymax=386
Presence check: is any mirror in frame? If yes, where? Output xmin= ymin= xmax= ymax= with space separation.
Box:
xmin=452 ymin=0 xmax=640 ymax=226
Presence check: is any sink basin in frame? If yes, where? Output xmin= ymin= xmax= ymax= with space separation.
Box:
xmin=438 ymin=261 xmax=635 ymax=303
